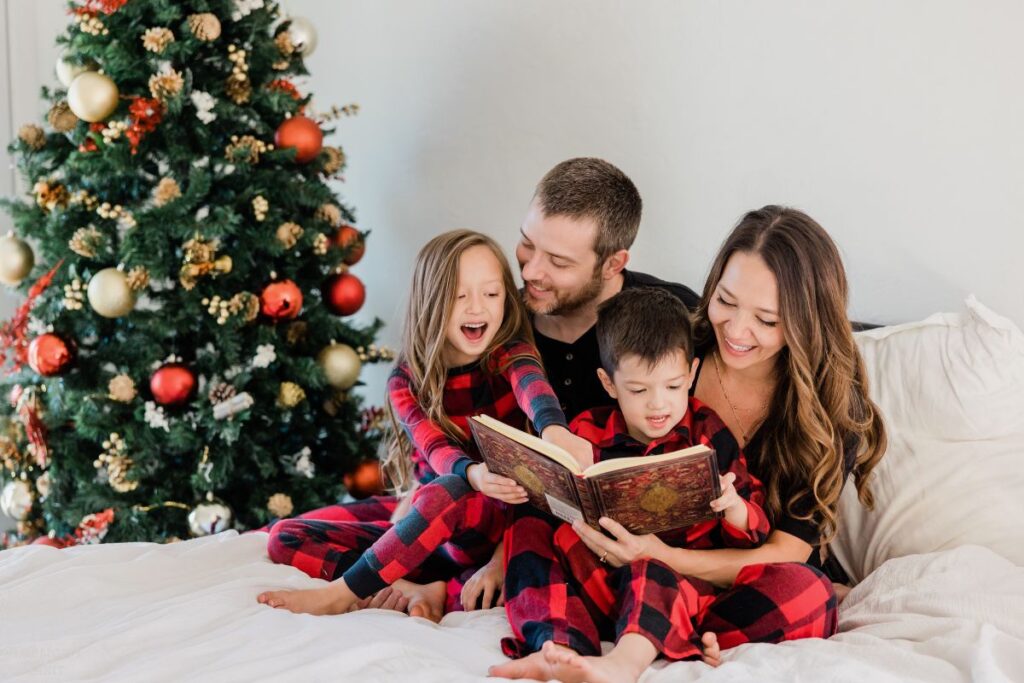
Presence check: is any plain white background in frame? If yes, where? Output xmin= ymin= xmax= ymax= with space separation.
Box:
xmin=2 ymin=1 xmax=1023 ymax=527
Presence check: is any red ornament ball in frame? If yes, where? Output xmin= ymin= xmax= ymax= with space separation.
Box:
xmin=274 ymin=114 xmax=323 ymax=163
xmin=150 ymin=363 xmax=196 ymax=406
xmin=260 ymin=279 xmax=304 ymax=321
xmin=28 ymin=334 xmax=75 ymax=376
xmin=324 ymin=272 xmax=365 ymax=316
xmin=335 ymin=225 xmax=366 ymax=266
xmin=343 ymin=460 xmax=384 ymax=499
xmin=32 ymin=535 xmax=69 ymax=549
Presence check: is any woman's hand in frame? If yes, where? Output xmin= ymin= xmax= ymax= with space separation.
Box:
xmin=541 ymin=425 xmax=594 ymax=470
xmin=466 ymin=463 xmax=528 ymax=504
xmin=570 ymin=517 xmax=667 ymax=567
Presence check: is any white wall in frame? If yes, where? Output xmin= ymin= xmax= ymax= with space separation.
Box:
xmin=1 ymin=1 xmax=1022 ymax=528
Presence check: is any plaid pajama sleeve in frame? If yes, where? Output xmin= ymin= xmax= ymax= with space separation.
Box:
xmin=491 ymin=340 xmax=567 ymax=434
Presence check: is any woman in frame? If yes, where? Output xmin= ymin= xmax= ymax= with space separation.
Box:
xmin=497 ymin=205 xmax=887 ymax=682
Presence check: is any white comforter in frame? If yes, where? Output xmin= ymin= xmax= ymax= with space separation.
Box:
xmin=1 ymin=532 xmax=1022 ymax=682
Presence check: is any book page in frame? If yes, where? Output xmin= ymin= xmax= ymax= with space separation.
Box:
xmin=581 ymin=443 xmax=711 ymax=478
xmin=471 ymin=415 xmax=581 ymax=474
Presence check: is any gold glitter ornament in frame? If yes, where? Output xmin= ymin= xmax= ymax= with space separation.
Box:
xmin=68 ymin=226 xmax=104 ymax=258
xmin=18 ymin=124 xmax=46 ymax=150
xmin=48 ymin=101 xmax=79 ymax=132
xmin=34 ymin=181 xmax=70 ymax=213
xmin=149 ymin=69 xmax=184 ymax=100
xmin=267 ymin=493 xmax=294 ymax=518
xmin=277 ymin=382 xmax=306 ymax=408
xmin=153 ymin=177 xmax=181 ymax=206
xmin=276 ymin=222 xmax=303 ymax=249
xmin=142 ymin=27 xmax=174 ymax=53
xmin=126 ymin=266 xmax=150 ymax=291
xmin=321 ymin=146 xmax=345 ymax=174
xmin=108 ymin=374 xmax=137 ymax=402
xmin=188 ymin=13 xmax=221 ymax=42
xmin=314 ymin=203 xmax=341 ymax=227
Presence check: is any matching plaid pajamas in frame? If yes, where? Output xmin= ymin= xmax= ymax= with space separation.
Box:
xmin=501 ymin=400 xmax=837 ymax=660
xmin=266 ymin=339 xmax=566 ymax=611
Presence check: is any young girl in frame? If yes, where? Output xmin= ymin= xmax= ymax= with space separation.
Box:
xmin=257 ymin=229 xmax=590 ymax=618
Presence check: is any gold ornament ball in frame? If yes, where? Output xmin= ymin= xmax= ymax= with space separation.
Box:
xmin=87 ymin=267 xmax=136 ymax=318
xmin=287 ymin=17 xmax=318 ymax=57
xmin=67 ymin=71 xmax=119 ymax=122
xmin=317 ymin=343 xmax=362 ymax=390
xmin=55 ymin=51 xmax=94 ymax=87
xmin=0 ymin=233 xmax=35 ymax=286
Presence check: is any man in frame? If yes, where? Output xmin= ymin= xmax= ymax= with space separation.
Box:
xmin=516 ymin=157 xmax=699 ymax=420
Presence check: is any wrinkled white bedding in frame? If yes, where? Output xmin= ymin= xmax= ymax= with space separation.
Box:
xmin=1 ymin=532 xmax=1021 ymax=682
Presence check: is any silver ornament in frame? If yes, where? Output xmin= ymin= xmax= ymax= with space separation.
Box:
xmin=287 ymin=17 xmax=318 ymax=57
xmin=1 ymin=480 xmax=33 ymax=520
xmin=187 ymin=496 xmax=234 ymax=536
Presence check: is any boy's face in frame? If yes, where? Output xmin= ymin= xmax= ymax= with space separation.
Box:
xmin=597 ymin=351 xmax=700 ymax=444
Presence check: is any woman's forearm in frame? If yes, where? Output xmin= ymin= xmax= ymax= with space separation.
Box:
xmin=653 ymin=531 xmax=814 ymax=587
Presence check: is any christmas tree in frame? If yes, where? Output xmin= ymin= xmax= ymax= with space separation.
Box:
xmin=0 ymin=0 xmax=388 ymax=545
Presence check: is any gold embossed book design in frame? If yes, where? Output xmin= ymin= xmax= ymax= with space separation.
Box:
xmin=469 ymin=415 xmax=722 ymax=535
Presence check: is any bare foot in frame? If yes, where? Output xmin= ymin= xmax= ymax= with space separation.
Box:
xmin=541 ymin=640 xmax=645 ymax=683
xmin=256 ymin=581 xmax=356 ymax=615
xmin=393 ymin=579 xmax=446 ymax=622
xmin=700 ymin=632 xmax=722 ymax=667
xmin=489 ymin=649 xmax=560 ymax=680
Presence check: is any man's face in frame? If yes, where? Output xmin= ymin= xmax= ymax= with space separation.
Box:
xmin=516 ymin=197 xmax=604 ymax=316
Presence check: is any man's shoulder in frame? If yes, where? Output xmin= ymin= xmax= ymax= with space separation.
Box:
xmin=622 ymin=270 xmax=701 ymax=310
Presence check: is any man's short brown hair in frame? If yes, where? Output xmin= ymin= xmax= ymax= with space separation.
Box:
xmin=535 ymin=158 xmax=642 ymax=261
xmin=597 ymin=287 xmax=695 ymax=374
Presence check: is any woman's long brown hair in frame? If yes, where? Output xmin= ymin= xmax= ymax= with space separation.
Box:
xmin=694 ymin=206 xmax=887 ymax=542
xmin=381 ymin=230 xmax=536 ymax=493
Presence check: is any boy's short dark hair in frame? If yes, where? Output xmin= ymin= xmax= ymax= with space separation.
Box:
xmin=535 ymin=158 xmax=641 ymax=262
xmin=597 ymin=287 xmax=695 ymax=374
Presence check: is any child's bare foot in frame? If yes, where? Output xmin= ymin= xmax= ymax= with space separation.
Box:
xmin=257 ymin=580 xmax=355 ymax=615
xmin=541 ymin=640 xmax=645 ymax=683
xmin=488 ymin=648 xmax=561 ymax=680
xmin=393 ymin=579 xmax=446 ymax=622
xmin=700 ymin=632 xmax=722 ymax=667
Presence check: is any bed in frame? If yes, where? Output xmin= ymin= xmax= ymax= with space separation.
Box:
xmin=2 ymin=296 xmax=1023 ymax=682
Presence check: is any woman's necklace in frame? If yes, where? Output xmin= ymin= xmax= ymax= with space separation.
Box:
xmin=712 ymin=350 xmax=768 ymax=444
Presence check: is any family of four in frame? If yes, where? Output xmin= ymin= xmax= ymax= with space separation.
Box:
xmin=256 ymin=158 xmax=888 ymax=682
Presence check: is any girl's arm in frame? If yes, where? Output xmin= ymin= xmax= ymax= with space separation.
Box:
xmin=388 ymin=368 xmax=475 ymax=480
xmin=499 ymin=341 xmax=594 ymax=467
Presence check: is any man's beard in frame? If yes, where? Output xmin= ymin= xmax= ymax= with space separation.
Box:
xmin=524 ymin=266 xmax=604 ymax=317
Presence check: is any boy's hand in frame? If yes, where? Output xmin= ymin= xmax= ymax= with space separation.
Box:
xmin=466 ymin=463 xmax=528 ymax=504
xmin=710 ymin=472 xmax=749 ymax=530
xmin=541 ymin=425 xmax=594 ymax=470
xmin=461 ymin=556 xmax=505 ymax=611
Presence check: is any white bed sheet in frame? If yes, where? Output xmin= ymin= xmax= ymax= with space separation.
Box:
xmin=1 ymin=532 xmax=1022 ymax=683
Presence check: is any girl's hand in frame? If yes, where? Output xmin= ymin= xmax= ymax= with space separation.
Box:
xmin=541 ymin=425 xmax=594 ymax=470
xmin=461 ymin=557 xmax=505 ymax=611
xmin=466 ymin=463 xmax=528 ymax=504
xmin=710 ymin=472 xmax=748 ymax=530
xmin=570 ymin=517 xmax=666 ymax=567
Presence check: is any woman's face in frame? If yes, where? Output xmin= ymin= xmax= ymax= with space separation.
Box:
xmin=707 ymin=251 xmax=786 ymax=374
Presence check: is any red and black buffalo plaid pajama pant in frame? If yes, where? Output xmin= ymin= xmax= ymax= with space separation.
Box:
xmin=501 ymin=507 xmax=838 ymax=660
xmin=266 ymin=474 xmax=507 ymax=612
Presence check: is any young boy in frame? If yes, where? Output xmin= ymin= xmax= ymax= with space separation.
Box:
xmin=492 ymin=287 xmax=772 ymax=683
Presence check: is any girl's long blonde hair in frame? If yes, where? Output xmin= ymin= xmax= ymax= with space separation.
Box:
xmin=694 ymin=206 xmax=887 ymax=543
xmin=381 ymin=230 xmax=535 ymax=493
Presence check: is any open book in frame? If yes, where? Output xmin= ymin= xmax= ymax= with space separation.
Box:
xmin=469 ymin=414 xmax=722 ymax=535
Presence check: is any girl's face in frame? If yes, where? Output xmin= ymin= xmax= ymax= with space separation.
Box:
xmin=707 ymin=251 xmax=786 ymax=374
xmin=444 ymin=244 xmax=507 ymax=366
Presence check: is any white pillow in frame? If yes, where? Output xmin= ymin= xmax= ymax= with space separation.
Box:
xmin=833 ymin=296 xmax=1024 ymax=583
